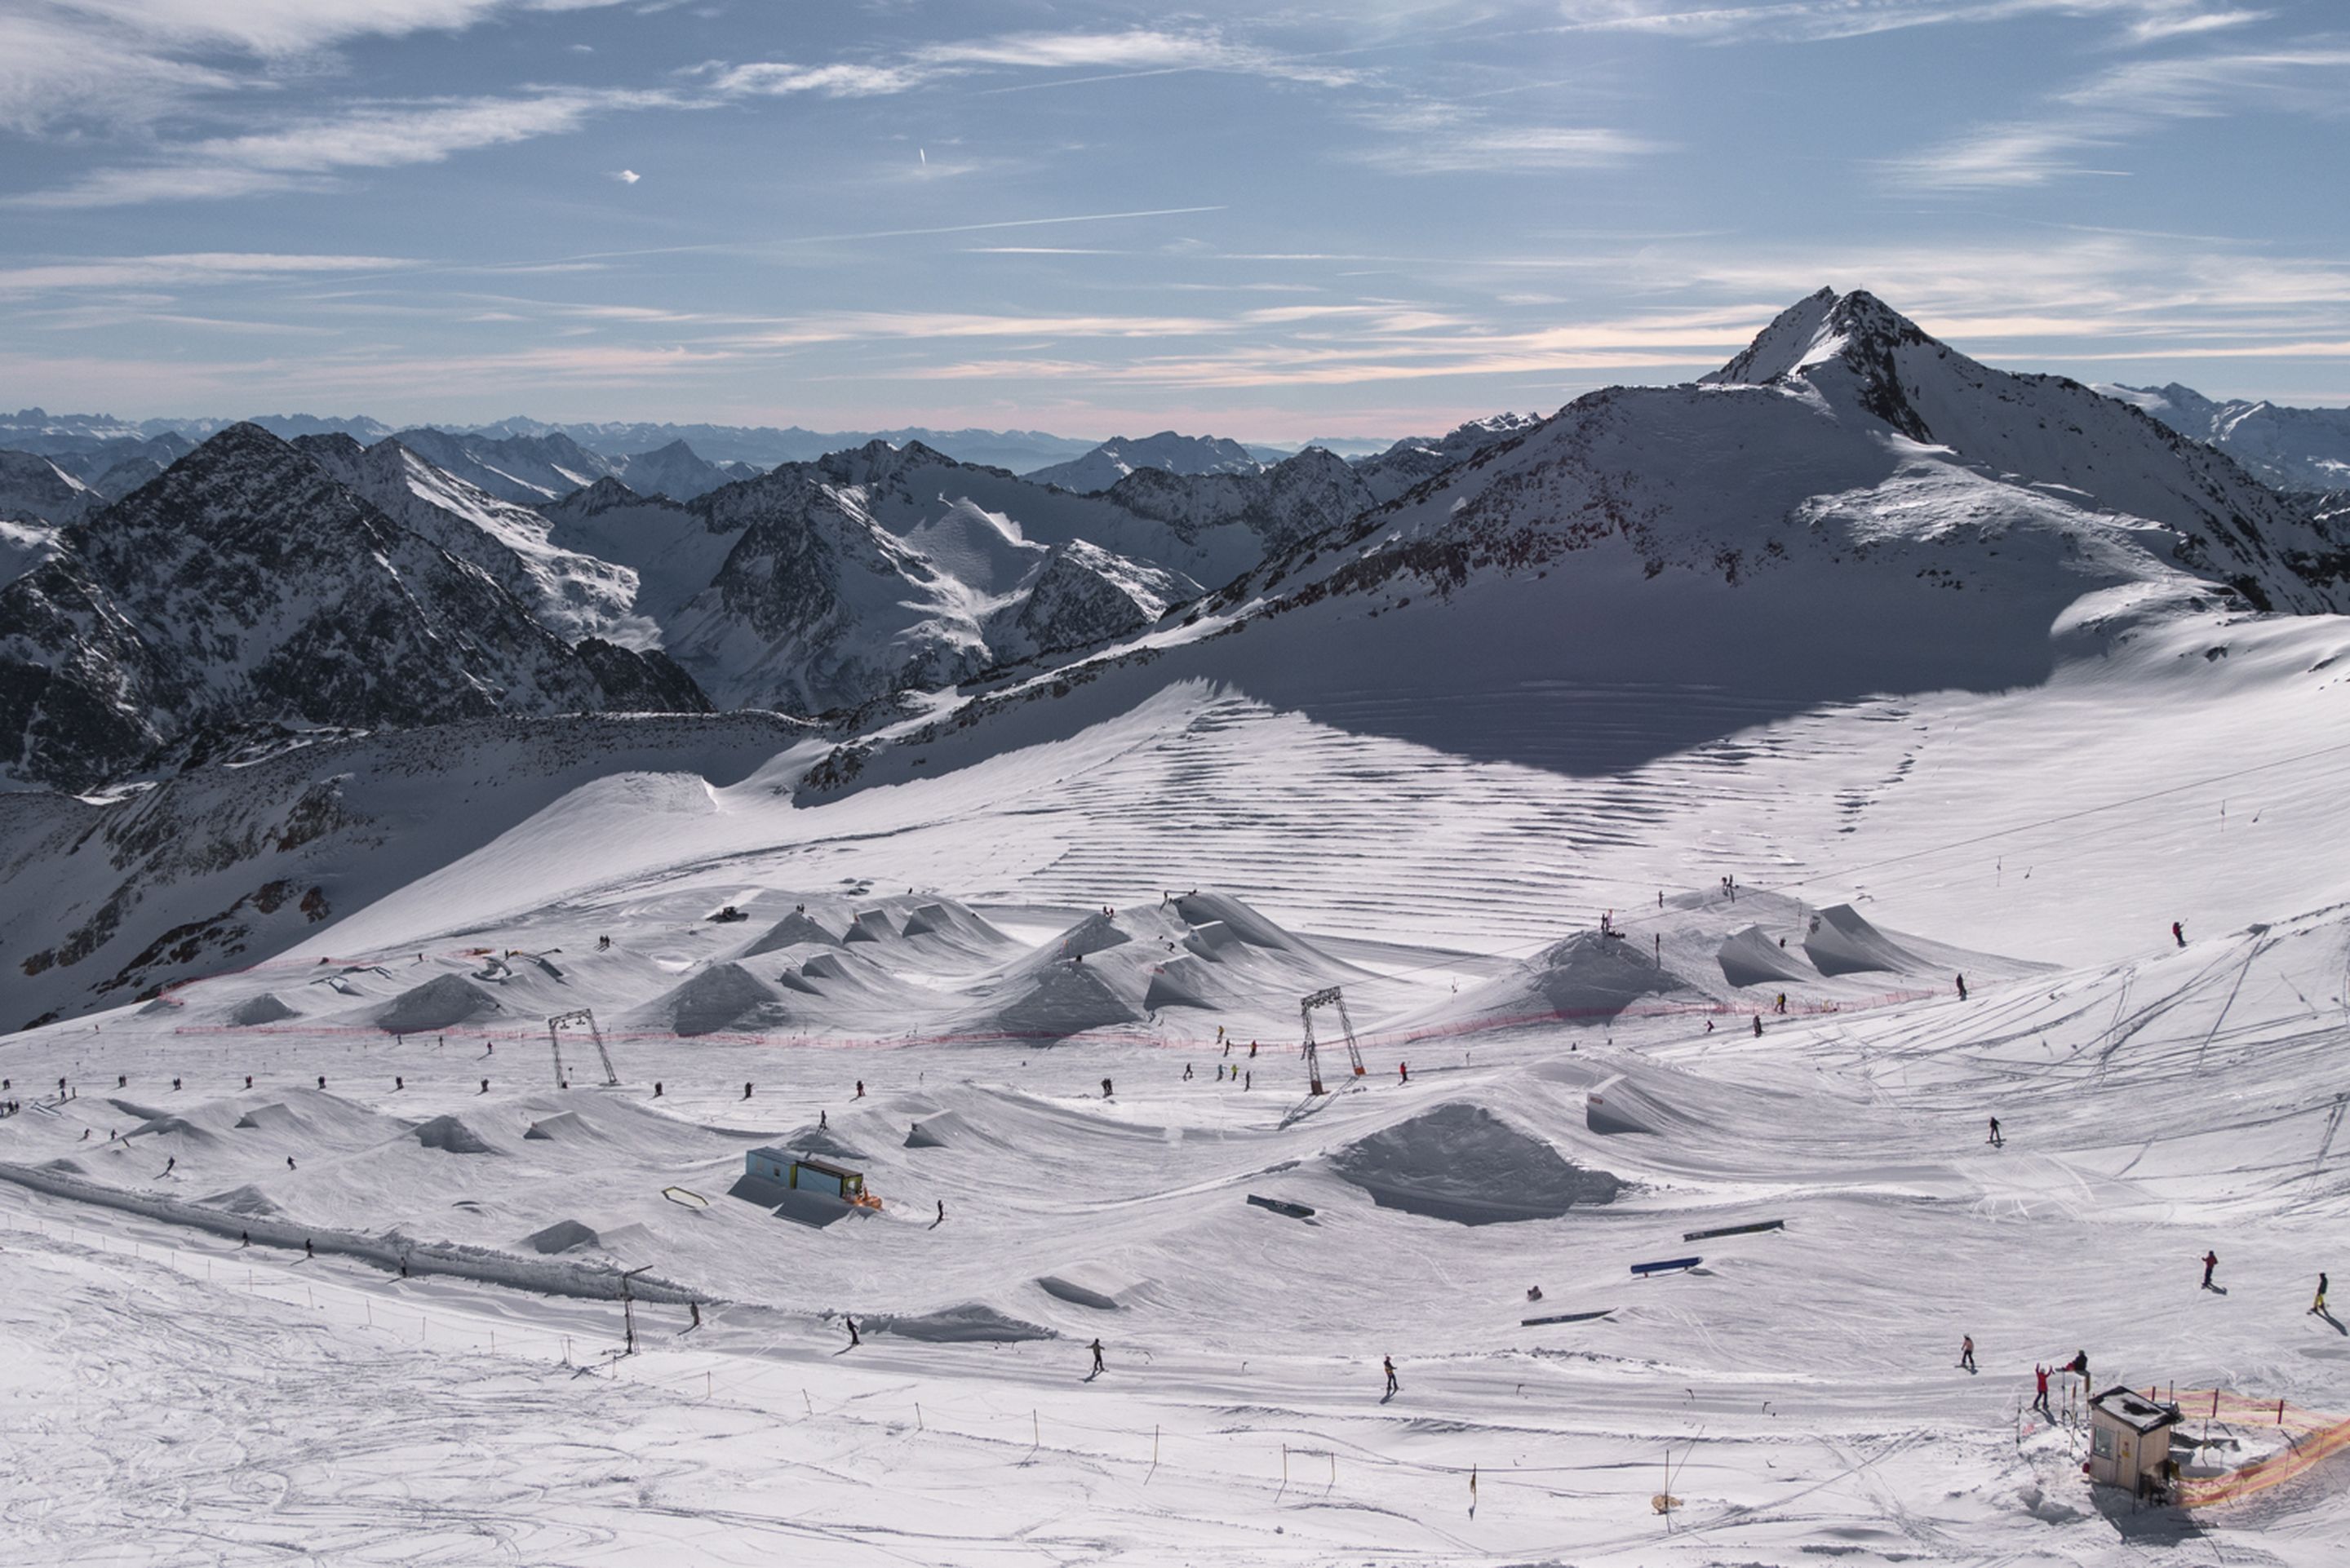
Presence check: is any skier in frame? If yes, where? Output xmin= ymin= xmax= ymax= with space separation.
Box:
xmin=1956 ymin=973 xmax=1968 ymax=1002
xmin=1399 ymin=1061 xmax=1409 ymax=1085
xmin=2201 ymin=1250 xmax=2219 ymax=1290
xmin=286 ymin=1156 xmax=296 ymax=1171
xmin=2032 ymin=1365 xmax=2053 ymax=1417
xmin=845 ymin=1314 xmax=860 ymax=1349
xmin=744 ymin=1083 xmax=753 ymax=1100
xmin=1248 ymin=1041 xmax=1257 ymax=1058
xmin=239 ymin=1231 xmax=250 ymax=1248
xmin=1527 ymin=1285 xmax=1543 ymax=1302
xmin=163 ymin=1156 xmax=175 ymax=1175
xmin=304 ymin=1238 xmax=314 ymax=1260
xmin=1102 ymin=1077 xmax=1113 ymax=1099
xmin=1383 ymin=1355 xmax=1399 ymax=1397
xmin=1216 ymin=1063 xmax=1224 ymax=1081
xmin=820 ymin=1110 xmax=828 ymax=1129
xmin=2064 ymin=1349 xmax=2090 ymax=1386
xmin=689 ymin=1300 xmax=701 ymax=1328
xmin=2172 ymin=920 xmax=2185 ymax=948
xmin=934 ymin=1200 xmax=945 ymax=1227
xmin=1182 ymin=1064 xmax=1194 ymax=1081
xmin=2313 ymin=1273 xmax=2330 ymax=1315
xmin=1775 ymin=993 xmax=1787 ymax=1014
xmin=1244 ymin=1071 xmax=1252 ymax=1090
xmin=1987 ymin=1116 xmax=2003 ymax=1147
xmin=854 ymin=1080 xmax=865 ymax=1099
xmin=1090 ymin=1338 xmax=1106 ymax=1375
xmin=1752 ymin=1016 xmax=1763 ymax=1038
xmin=1959 ymin=1334 xmax=1976 ymax=1372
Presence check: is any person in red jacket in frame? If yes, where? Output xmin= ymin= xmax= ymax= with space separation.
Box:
xmin=2201 ymin=1250 xmax=2219 ymax=1289
xmin=2032 ymin=1365 xmax=2053 ymax=1417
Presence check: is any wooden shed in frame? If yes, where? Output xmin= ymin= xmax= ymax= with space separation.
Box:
xmin=2088 ymin=1386 xmax=2181 ymax=1501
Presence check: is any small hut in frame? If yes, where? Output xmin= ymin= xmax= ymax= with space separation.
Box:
xmin=2088 ymin=1386 xmax=2181 ymax=1500
xmin=745 ymin=1146 xmax=879 ymax=1208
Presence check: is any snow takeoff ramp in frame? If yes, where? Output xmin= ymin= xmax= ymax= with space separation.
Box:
xmin=1802 ymin=904 xmax=1922 ymax=977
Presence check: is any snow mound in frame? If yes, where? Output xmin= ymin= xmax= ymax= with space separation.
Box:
xmin=1717 ymin=926 xmax=1813 ymax=987
xmin=743 ymin=910 xmax=843 ymax=955
xmin=137 ymin=997 xmax=183 ymax=1016
xmin=1038 ymin=1276 xmax=1120 ymax=1310
xmin=522 ymin=1111 xmax=588 ymax=1141
xmin=1328 ymin=1103 xmax=1620 ymax=1225
xmin=783 ymin=1126 xmax=871 ymax=1162
xmin=979 ymin=959 xmax=1142 ymax=1039
xmin=650 ymin=962 xmax=792 ymax=1037
xmin=1520 ymin=932 xmax=1694 ymax=1017
xmin=865 ymin=1304 xmax=1054 ymax=1343
xmin=42 ymin=1158 xmax=86 ymax=1175
xmin=413 ymin=1114 xmax=499 ymax=1154
xmin=1047 ymin=910 xmax=1133 ymax=960
xmin=1171 ymin=890 xmax=1317 ymax=953
xmin=129 ymin=1114 xmax=213 ymax=1142
xmin=227 ymin=993 xmax=300 ymax=1025
xmin=1802 ymin=904 xmax=1922 ymax=977
xmin=206 ymin=1185 xmax=281 ymax=1216
xmin=843 ymin=909 xmax=897 ymax=944
xmin=1584 ymin=1073 xmax=1679 ymax=1136
xmin=233 ymin=1104 xmax=296 ymax=1131
xmin=375 ymin=974 xmax=500 ymax=1033
xmin=523 ymin=1219 xmax=601 ymax=1255
xmin=1142 ymin=955 xmax=1217 ymax=1012
xmin=905 ymin=1121 xmax=948 ymax=1149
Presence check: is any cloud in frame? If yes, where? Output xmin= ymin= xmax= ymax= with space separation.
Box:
xmin=612 ymin=167 xmax=641 ymax=183
xmin=13 ymin=87 xmax=680 ymax=206
xmin=1364 ymin=124 xmax=1664 ymax=174
xmin=0 ymin=251 xmax=416 ymax=295
xmin=1892 ymin=42 xmax=2350 ymax=187
xmin=1543 ymin=1 xmax=2272 ymax=45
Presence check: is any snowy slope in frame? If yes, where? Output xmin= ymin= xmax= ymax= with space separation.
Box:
xmin=1355 ymin=412 xmax=1545 ymax=503
xmin=611 ymin=439 xmax=736 ymax=502
xmin=1027 ymin=431 xmax=1266 ymax=493
xmin=388 ymin=427 xmax=622 ymax=504
xmin=0 ymin=450 xmax=96 ymax=526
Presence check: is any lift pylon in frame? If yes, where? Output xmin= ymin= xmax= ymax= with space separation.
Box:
xmin=547 ymin=1008 xmax=619 ymax=1087
xmin=1299 ymin=986 xmax=1366 ymax=1096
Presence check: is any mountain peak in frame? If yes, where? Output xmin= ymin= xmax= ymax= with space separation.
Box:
xmin=1704 ymin=288 xmax=1929 ymax=391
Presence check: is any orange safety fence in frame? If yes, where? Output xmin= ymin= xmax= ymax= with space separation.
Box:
xmin=2170 ymin=1389 xmax=2350 ymax=1508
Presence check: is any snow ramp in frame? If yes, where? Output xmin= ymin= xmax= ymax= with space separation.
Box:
xmin=742 ymin=910 xmax=845 ymax=955
xmin=1802 ymin=904 xmax=1923 ymax=977
xmin=375 ymin=974 xmax=501 ymax=1033
xmin=1328 ymin=1103 xmax=1620 ymax=1225
xmin=643 ymin=962 xmax=795 ymax=1037
xmin=1717 ymin=926 xmax=1814 ymax=987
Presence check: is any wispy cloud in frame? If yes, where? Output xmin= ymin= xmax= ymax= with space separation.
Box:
xmin=0 ymin=251 xmax=417 ymax=295
xmin=13 ymin=87 xmax=681 ymax=206
xmin=1545 ymin=0 xmax=2268 ymax=45
xmin=1364 ymin=124 xmax=1663 ymax=174
xmin=1893 ymin=42 xmax=2350 ymax=187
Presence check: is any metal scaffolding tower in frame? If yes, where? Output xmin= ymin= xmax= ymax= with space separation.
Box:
xmin=1299 ymin=986 xmax=1366 ymax=1096
xmin=546 ymin=1008 xmax=619 ymax=1087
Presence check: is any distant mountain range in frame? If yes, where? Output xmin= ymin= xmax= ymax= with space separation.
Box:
xmin=2096 ymin=383 xmax=2350 ymax=492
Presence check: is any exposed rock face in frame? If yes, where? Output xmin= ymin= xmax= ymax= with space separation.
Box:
xmin=0 ymin=425 xmax=658 ymax=791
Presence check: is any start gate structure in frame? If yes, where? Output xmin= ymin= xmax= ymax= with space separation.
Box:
xmin=1299 ymin=986 xmax=1367 ymax=1096
xmin=547 ymin=1008 xmax=620 ymax=1087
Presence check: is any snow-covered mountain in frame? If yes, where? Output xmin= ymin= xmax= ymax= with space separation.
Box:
xmin=667 ymin=445 xmax=1203 ymax=712
xmin=1026 ymin=432 xmax=1266 ymax=493
xmin=2100 ymin=380 xmax=2350 ymax=492
xmin=0 ymin=450 xmax=95 ymax=526
xmin=0 ymin=425 xmax=705 ymax=791
xmin=801 ymin=288 xmax=2350 ymax=796
xmin=293 ymin=434 xmax=646 ymax=642
xmin=1354 ymin=412 xmax=1545 ymax=503
xmin=1101 ymin=445 xmax=1377 ymax=557
xmin=387 ymin=427 xmax=622 ymax=504
xmin=611 ymin=438 xmax=741 ymax=501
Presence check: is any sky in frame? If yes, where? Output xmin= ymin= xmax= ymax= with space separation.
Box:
xmin=2 ymin=0 xmax=2348 ymax=444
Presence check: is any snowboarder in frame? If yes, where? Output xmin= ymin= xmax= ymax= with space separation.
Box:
xmin=744 ymin=1083 xmax=753 ymax=1100
xmin=854 ymin=1080 xmax=865 ymax=1099
xmin=820 ymin=1110 xmax=827 ymax=1129
xmin=286 ymin=1156 xmax=296 ymax=1171
xmin=1527 ymin=1285 xmax=1543 ymax=1301
xmin=1384 ymin=1355 xmax=1399 ymax=1396
xmin=1182 ymin=1064 xmax=1193 ymax=1081
xmin=2032 ymin=1365 xmax=2053 ymax=1417
xmin=1704 ymin=1020 xmax=1714 ymax=1034
xmin=1244 ymin=1071 xmax=1251 ymax=1090
xmin=1956 ymin=973 xmax=1968 ymax=1001
xmin=1399 ymin=1061 xmax=1409 ymax=1084
xmin=1959 ymin=1335 xmax=1976 ymax=1372
xmin=2064 ymin=1349 xmax=2089 ymax=1385
xmin=1248 ymin=1041 xmax=1257 ymax=1058
xmin=934 ymin=1200 xmax=945 ymax=1226
xmin=1090 ymin=1338 xmax=1106 ymax=1375
xmin=2313 ymin=1273 xmax=2330 ymax=1315
xmin=2172 ymin=920 xmax=2185 ymax=948
xmin=395 ymin=1076 xmax=403 ymax=1091
xmin=1987 ymin=1117 xmax=2003 ymax=1147
xmin=845 ymin=1315 xmax=860 ymax=1349
xmin=1752 ymin=1016 xmax=1763 ymax=1038
xmin=163 ymin=1156 xmax=175 ymax=1175
xmin=1102 ymin=1078 xmax=1113 ymax=1099
xmin=2201 ymin=1250 xmax=2219 ymax=1290
xmin=239 ymin=1231 xmax=250 ymax=1248
xmin=304 ymin=1238 xmax=313 ymax=1260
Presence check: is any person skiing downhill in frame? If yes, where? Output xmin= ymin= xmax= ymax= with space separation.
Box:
xmin=1959 ymin=1335 xmax=1976 ymax=1372
xmin=1956 ymin=973 xmax=1968 ymax=1001
xmin=2201 ymin=1250 xmax=2219 ymax=1289
xmin=1090 ymin=1338 xmax=1106 ymax=1375
xmin=1752 ymin=1016 xmax=1763 ymax=1038
xmin=1987 ymin=1117 xmax=2003 ymax=1147
xmin=845 ymin=1315 xmax=860 ymax=1349
xmin=1399 ymin=1062 xmax=1409 ymax=1085
xmin=2173 ymin=921 xmax=2186 ymax=948
xmin=2314 ymin=1273 xmax=2330 ymax=1315
xmin=1384 ymin=1356 xmax=1399 ymax=1397
xmin=2032 ymin=1365 xmax=2053 ymax=1417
